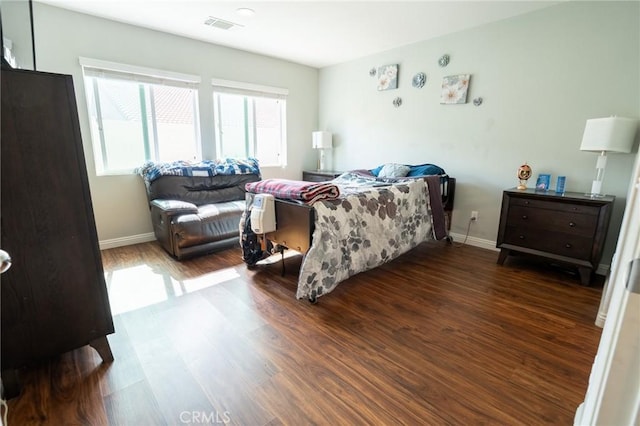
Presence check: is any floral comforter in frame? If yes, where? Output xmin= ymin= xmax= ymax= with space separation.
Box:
xmin=297 ymin=177 xmax=433 ymax=300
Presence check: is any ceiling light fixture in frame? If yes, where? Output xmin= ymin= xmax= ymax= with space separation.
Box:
xmin=236 ymin=7 xmax=256 ymax=17
xmin=203 ymin=16 xmax=243 ymax=31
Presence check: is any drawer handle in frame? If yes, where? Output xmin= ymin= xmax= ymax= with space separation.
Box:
xmin=565 ymin=243 xmax=572 ymax=248
xmin=519 ymin=235 xmax=525 ymax=240
xmin=569 ymin=222 xmax=576 ymax=227
xmin=522 ymin=215 xmax=528 ymax=220
xmin=524 ymin=201 xmax=530 ymax=205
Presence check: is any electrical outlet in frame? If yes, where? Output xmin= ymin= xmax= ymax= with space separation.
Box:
xmin=471 ymin=210 xmax=479 ymax=221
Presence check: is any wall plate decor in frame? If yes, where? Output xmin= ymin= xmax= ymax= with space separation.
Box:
xmin=440 ymin=74 xmax=470 ymax=104
xmin=412 ymin=72 xmax=426 ymax=88
xmin=369 ymin=67 xmax=377 ymax=76
xmin=377 ymin=64 xmax=398 ymax=91
xmin=393 ymin=97 xmax=402 ymax=107
xmin=438 ymin=54 xmax=450 ymax=67
xmin=473 ymin=97 xmax=483 ymax=106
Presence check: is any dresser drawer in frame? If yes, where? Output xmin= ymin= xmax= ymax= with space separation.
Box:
xmin=503 ymin=227 xmax=593 ymax=260
xmin=507 ymin=205 xmax=598 ymax=237
xmin=509 ymin=197 xmax=600 ymax=216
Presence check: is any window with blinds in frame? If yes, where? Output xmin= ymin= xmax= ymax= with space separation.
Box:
xmin=79 ymin=57 xmax=202 ymax=175
xmin=212 ymin=79 xmax=288 ymax=167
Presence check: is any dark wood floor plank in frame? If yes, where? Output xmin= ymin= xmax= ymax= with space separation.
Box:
xmin=6 ymin=347 xmax=108 ymax=426
xmin=7 ymin=241 xmax=603 ymax=425
xmin=98 ymin=315 xmax=147 ymax=398
xmin=103 ymin=379 xmax=166 ymax=426
xmin=245 ymin=280 xmax=515 ymax=424
xmin=247 ymin=323 xmax=421 ymax=425
xmin=133 ymin=336 xmax=218 ymax=425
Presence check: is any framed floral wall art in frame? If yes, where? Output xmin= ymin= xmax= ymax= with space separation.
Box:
xmin=377 ymin=64 xmax=398 ymax=91
xmin=440 ymin=74 xmax=470 ymax=104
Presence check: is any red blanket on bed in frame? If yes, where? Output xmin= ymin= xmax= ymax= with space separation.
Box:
xmin=245 ymin=179 xmax=341 ymax=204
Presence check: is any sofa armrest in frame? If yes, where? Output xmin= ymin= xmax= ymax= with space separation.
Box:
xmin=150 ymin=199 xmax=198 ymax=215
xmin=150 ymin=199 xmax=198 ymax=257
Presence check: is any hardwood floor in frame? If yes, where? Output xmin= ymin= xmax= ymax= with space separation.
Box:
xmin=6 ymin=241 xmax=604 ymax=425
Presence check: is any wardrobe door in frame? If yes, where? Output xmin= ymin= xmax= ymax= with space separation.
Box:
xmin=1 ymin=68 xmax=114 ymax=370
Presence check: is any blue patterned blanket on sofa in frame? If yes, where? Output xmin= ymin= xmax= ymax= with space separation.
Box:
xmin=135 ymin=157 xmax=261 ymax=185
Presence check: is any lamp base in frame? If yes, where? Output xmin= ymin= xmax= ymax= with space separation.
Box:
xmin=318 ymin=149 xmax=327 ymax=171
xmin=585 ymin=179 xmax=605 ymax=198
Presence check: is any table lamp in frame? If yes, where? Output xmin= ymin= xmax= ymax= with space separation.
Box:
xmin=580 ymin=116 xmax=638 ymax=196
xmin=312 ymin=131 xmax=332 ymax=171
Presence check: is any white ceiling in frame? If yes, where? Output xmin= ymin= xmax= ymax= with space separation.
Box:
xmin=38 ymin=0 xmax=561 ymax=68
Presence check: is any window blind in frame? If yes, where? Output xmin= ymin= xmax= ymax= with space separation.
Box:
xmin=211 ymin=78 xmax=288 ymax=100
xmin=79 ymin=57 xmax=200 ymax=89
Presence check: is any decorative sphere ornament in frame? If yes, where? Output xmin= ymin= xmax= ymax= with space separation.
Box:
xmin=517 ymin=163 xmax=532 ymax=190
xmin=438 ymin=54 xmax=450 ymax=67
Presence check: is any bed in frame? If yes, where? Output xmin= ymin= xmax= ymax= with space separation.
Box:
xmin=242 ymin=166 xmax=455 ymax=302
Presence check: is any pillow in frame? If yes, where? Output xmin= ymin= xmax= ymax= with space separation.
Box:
xmin=377 ymin=163 xmax=410 ymax=178
xmin=370 ymin=165 xmax=383 ymax=176
xmin=407 ymin=163 xmax=446 ymax=177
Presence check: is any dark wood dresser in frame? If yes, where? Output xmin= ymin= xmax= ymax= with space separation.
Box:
xmin=496 ymin=188 xmax=614 ymax=285
xmin=302 ymin=170 xmax=342 ymax=182
xmin=1 ymin=67 xmax=114 ymax=396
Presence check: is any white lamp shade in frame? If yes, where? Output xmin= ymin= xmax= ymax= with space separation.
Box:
xmin=580 ymin=117 xmax=638 ymax=153
xmin=312 ymin=131 xmax=333 ymax=149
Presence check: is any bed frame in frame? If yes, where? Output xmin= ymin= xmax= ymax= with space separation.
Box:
xmin=255 ymin=176 xmax=455 ymax=254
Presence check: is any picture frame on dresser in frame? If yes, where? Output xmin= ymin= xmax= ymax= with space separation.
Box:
xmin=535 ymin=174 xmax=551 ymax=191
xmin=496 ymin=188 xmax=614 ymax=286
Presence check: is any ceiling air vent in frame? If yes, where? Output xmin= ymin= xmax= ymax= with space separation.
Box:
xmin=203 ymin=16 xmax=243 ymax=31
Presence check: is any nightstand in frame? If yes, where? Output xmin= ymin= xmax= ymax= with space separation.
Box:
xmin=302 ymin=170 xmax=342 ymax=182
xmin=496 ymin=188 xmax=614 ymax=285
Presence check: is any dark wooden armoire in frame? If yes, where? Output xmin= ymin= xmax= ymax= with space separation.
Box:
xmin=1 ymin=66 xmax=114 ymax=396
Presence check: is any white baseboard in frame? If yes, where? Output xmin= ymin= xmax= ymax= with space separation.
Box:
xmin=448 ymin=232 xmax=498 ymax=252
xmin=99 ymin=232 xmax=156 ymax=250
xmin=447 ymin=232 xmax=609 ymax=276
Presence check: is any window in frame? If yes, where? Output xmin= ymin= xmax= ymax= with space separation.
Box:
xmin=80 ymin=58 xmax=201 ymax=175
xmin=212 ymin=79 xmax=287 ymax=167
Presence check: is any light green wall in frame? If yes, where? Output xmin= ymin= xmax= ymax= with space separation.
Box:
xmin=27 ymin=1 xmax=640 ymax=264
xmin=318 ymin=1 xmax=640 ymax=266
xmin=31 ymin=2 xmax=318 ymax=243
xmin=1 ymin=0 xmax=35 ymax=69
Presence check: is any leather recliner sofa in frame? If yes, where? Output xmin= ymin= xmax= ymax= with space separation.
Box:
xmin=142 ymin=172 xmax=260 ymax=259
